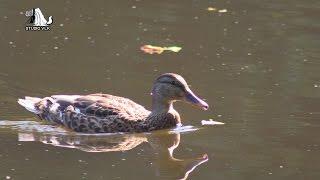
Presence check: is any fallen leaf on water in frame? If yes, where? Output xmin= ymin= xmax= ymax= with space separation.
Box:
xmin=207 ymin=7 xmax=217 ymax=11
xmin=140 ymin=45 xmax=182 ymax=54
xmin=207 ymin=7 xmax=228 ymax=13
xmin=140 ymin=45 xmax=164 ymax=54
xmin=201 ymin=119 xmax=225 ymax=126
xmin=218 ymin=9 xmax=228 ymax=13
xmin=163 ymin=46 xmax=182 ymax=52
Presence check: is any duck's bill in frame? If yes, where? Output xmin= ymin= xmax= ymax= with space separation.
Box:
xmin=185 ymin=90 xmax=209 ymax=110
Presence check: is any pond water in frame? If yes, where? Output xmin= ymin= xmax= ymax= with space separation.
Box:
xmin=0 ymin=0 xmax=319 ymax=179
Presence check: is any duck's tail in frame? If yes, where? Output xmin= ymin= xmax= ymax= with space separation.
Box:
xmin=18 ymin=96 xmax=69 ymax=125
xmin=18 ymin=96 xmax=42 ymax=114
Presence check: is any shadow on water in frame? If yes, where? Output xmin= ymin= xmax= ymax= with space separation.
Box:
xmin=0 ymin=120 xmax=208 ymax=180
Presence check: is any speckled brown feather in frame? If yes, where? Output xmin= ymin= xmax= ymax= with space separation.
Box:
xmin=31 ymin=93 xmax=178 ymax=133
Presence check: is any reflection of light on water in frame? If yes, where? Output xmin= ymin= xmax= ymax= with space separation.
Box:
xmin=0 ymin=120 xmax=39 ymax=126
xmin=18 ymin=133 xmax=35 ymax=141
xmin=170 ymin=125 xmax=199 ymax=133
xmin=0 ymin=120 xmax=68 ymax=134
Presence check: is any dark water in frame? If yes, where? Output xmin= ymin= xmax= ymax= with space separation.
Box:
xmin=1 ymin=0 xmax=320 ymax=179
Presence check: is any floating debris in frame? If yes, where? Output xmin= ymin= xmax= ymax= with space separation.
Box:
xmin=165 ymin=46 xmax=182 ymax=52
xmin=207 ymin=7 xmax=217 ymax=11
xmin=140 ymin=45 xmax=182 ymax=54
xmin=207 ymin=7 xmax=228 ymax=13
xmin=201 ymin=119 xmax=225 ymax=126
xmin=218 ymin=9 xmax=228 ymax=13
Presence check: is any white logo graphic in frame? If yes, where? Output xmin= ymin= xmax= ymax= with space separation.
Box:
xmin=25 ymin=8 xmax=53 ymax=31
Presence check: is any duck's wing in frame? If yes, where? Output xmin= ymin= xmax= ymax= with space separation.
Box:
xmin=47 ymin=94 xmax=150 ymax=133
xmin=49 ymin=94 xmax=149 ymax=119
xmin=69 ymin=93 xmax=150 ymax=120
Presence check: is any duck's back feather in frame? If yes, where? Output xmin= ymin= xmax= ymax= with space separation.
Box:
xmin=73 ymin=93 xmax=150 ymax=120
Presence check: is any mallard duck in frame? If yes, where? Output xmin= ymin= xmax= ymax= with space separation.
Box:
xmin=18 ymin=73 xmax=208 ymax=133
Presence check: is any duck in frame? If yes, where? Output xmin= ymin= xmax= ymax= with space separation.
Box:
xmin=18 ymin=73 xmax=209 ymax=133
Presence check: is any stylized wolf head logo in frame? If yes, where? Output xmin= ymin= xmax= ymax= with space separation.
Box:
xmin=26 ymin=8 xmax=53 ymax=26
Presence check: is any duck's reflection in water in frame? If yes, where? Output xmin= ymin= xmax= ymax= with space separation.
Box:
xmin=11 ymin=121 xmax=208 ymax=180
xmin=19 ymin=132 xmax=147 ymax=152
xmin=148 ymin=132 xmax=208 ymax=180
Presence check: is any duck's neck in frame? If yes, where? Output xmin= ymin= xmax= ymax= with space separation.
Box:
xmin=151 ymin=96 xmax=173 ymax=113
xmin=146 ymin=96 xmax=181 ymax=130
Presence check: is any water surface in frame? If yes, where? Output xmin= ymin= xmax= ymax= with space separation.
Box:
xmin=0 ymin=0 xmax=320 ymax=179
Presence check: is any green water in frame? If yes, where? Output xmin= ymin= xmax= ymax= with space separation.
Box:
xmin=0 ymin=0 xmax=319 ymax=179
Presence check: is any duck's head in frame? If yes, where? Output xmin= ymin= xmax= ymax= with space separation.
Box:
xmin=151 ymin=73 xmax=209 ymax=111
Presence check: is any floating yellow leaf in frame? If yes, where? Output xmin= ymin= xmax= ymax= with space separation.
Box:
xmin=218 ymin=9 xmax=228 ymax=13
xmin=140 ymin=45 xmax=182 ymax=54
xmin=163 ymin=46 xmax=182 ymax=53
xmin=207 ymin=7 xmax=217 ymax=11
xmin=206 ymin=6 xmax=228 ymax=13
xmin=140 ymin=45 xmax=164 ymax=54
